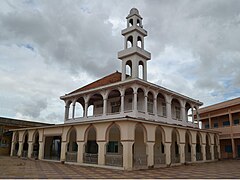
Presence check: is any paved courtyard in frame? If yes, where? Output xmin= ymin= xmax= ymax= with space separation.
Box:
xmin=0 ymin=156 xmax=240 ymax=179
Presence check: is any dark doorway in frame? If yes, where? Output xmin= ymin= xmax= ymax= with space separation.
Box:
xmin=44 ymin=136 xmax=61 ymax=160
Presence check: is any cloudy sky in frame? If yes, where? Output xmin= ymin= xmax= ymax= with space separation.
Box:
xmin=0 ymin=0 xmax=239 ymax=124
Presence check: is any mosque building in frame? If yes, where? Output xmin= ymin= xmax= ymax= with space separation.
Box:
xmin=10 ymin=8 xmax=219 ymax=170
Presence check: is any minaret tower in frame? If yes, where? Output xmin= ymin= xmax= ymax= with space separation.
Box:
xmin=118 ymin=8 xmax=151 ymax=81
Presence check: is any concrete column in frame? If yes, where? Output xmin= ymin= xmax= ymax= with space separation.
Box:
xmin=217 ymin=143 xmax=221 ymax=159
xmin=77 ymin=141 xmax=85 ymax=163
xmin=146 ymin=142 xmax=154 ymax=167
xmin=179 ymin=143 xmax=185 ymax=164
xmin=121 ymin=94 xmax=124 ymax=114
xmin=196 ymin=107 xmax=200 ymax=128
xmin=229 ymin=112 xmax=236 ymax=158
xmin=208 ymin=114 xmax=212 ymax=129
xmin=28 ymin=142 xmax=33 ymax=158
xmin=97 ymin=141 xmax=106 ymax=165
xmin=191 ymin=107 xmax=194 ymax=124
xmin=103 ymin=98 xmax=107 ymax=116
xmin=38 ymin=142 xmax=44 ymax=160
xmin=17 ymin=142 xmax=23 ymax=157
xmin=84 ymin=102 xmax=88 ymax=117
xmin=165 ymin=142 xmax=171 ymax=165
xmin=153 ymin=97 xmax=157 ymax=116
xmin=72 ymin=104 xmax=75 ymax=119
xmin=133 ymin=92 xmax=137 ymax=113
xmin=231 ymin=138 xmax=236 ymax=158
xmin=166 ymin=102 xmax=171 ymax=119
xmin=181 ymin=107 xmax=186 ymax=122
xmin=191 ymin=144 xmax=196 ymax=162
xmin=202 ymin=144 xmax=206 ymax=161
xmin=122 ymin=61 xmax=126 ymax=81
xmin=10 ymin=142 xmax=15 ymax=156
xmin=145 ymin=95 xmax=148 ymax=115
xmin=210 ymin=145 xmax=214 ymax=160
xmin=144 ymin=61 xmax=147 ymax=81
xmin=65 ymin=106 xmax=69 ymax=121
xmin=122 ymin=141 xmax=134 ymax=170
xmin=60 ymin=142 xmax=67 ymax=162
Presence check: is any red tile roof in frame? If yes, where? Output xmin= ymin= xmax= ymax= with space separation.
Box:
xmin=68 ymin=71 xmax=122 ymax=95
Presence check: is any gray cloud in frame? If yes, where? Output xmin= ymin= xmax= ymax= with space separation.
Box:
xmin=0 ymin=0 xmax=239 ymax=123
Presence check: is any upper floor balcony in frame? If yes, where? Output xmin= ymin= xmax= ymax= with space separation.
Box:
xmin=62 ymin=82 xmax=201 ymax=128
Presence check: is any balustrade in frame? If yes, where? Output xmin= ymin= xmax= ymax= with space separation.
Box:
xmin=105 ymin=154 xmax=123 ymax=167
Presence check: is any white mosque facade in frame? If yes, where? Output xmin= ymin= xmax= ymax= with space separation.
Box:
xmin=10 ymin=8 xmax=220 ymax=170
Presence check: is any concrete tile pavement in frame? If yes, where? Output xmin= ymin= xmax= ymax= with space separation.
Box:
xmin=1 ymin=156 xmax=240 ymax=179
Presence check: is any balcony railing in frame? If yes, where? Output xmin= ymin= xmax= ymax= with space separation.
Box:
xmin=133 ymin=155 xmax=148 ymax=168
xmin=66 ymin=152 xmax=77 ymax=162
xmin=32 ymin=150 xmax=39 ymax=159
xmin=196 ymin=152 xmax=203 ymax=161
xmin=171 ymin=154 xmax=180 ymax=163
xmin=22 ymin=150 xmax=28 ymax=158
xmin=154 ymin=154 xmax=166 ymax=165
xmin=105 ymin=154 xmax=123 ymax=167
xmin=83 ymin=153 xmax=98 ymax=164
xmin=185 ymin=152 xmax=191 ymax=162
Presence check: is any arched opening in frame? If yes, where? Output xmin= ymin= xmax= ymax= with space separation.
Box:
xmin=105 ymin=124 xmax=123 ymax=167
xmin=133 ymin=124 xmax=147 ymax=168
xmin=185 ymin=131 xmax=192 ymax=162
xmin=157 ymin=93 xmax=166 ymax=117
xmin=137 ymin=19 xmax=141 ymax=27
xmin=22 ymin=132 xmax=28 ymax=157
xmin=44 ymin=136 xmax=61 ymax=160
xmin=83 ymin=126 xmax=98 ymax=164
xmin=129 ymin=19 xmax=133 ymax=27
xmin=13 ymin=132 xmax=19 ymax=156
xmin=107 ymin=90 xmax=121 ymax=114
xmin=32 ymin=131 xmax=39 ymax=159
xmin=66 ymin=128 xmax=78 ymax=162
xmin=171 ymin=98 xmax=181 ymax=120
xmin=138 ymin=61 xmax=144 ymax=79
xmin=196 ymin=133 xmax=202 ymax=161
xmin=186 ymin=103 xmax=192 ymax=122
xmin=214 ymin=135 xmax=218 ymax=159
xmin=137 ymin=88 xmax=145 ymax=112
xmin=75 ymin=97 xmax=85 ymax=118
xmin=127 ymin=36 xmax=133 ymax=48
xmin=137 ymin=36 xmax=142 ymax=48
xmin=126 ymin=60 xmax=132 ymax=78
xmin=88 ymin=93 xmax=103 ymax=117
xmin=154 ymin=126 xmax=166 ymax=165
xmin=87 ymin=105 xmax=94 ymax=117
xmin=206 ymin=134 xmax=211 ymax=160
xmin=171 ymin=129 xmax=180 ymax=163
xmin=124 ymin=88 xmax=133 ymax=112
xmin=147 ymin=91 xmax=154 ymax=114
xmin=193 ymin=106 xmax=198 ymax=124
xmin=66 ymin=100 xmax=73 ymax=120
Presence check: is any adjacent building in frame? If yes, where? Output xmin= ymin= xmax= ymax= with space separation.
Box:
xmin=0 ymin=117 xmax=51 ymax=156
xmin=199 ymin=97 xmax=240 ymax=159
xmin=10 ymin=8 xmax=219 ymax=170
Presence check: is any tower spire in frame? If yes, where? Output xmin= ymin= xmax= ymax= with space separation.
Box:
xmin=118 ymin=8 xmax=151 ymax=81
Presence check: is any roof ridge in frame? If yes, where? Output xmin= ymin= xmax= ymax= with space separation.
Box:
xmin=68 ymin=71 xmax=122 ymax=95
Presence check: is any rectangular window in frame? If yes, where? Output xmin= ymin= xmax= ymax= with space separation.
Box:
xmin=234 ymin=119 xmax=239 ymax=125
xmin=214 ymin=123 xmax=218 ymax=128
xmin=223 ymin=121 xmax=230 ymax=127
xmin=225 ymin=145 xmax=232 ymax=153
xmin=107 ymin=141 xmax=118 ymax=153
xmin=205 ymin=124 xmax=209 ymax=129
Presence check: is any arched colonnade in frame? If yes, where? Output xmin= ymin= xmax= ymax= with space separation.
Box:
xmin=11 ymin=121 xmax=220 ymax=170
